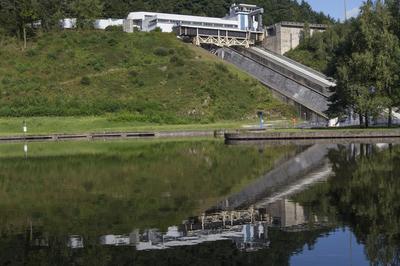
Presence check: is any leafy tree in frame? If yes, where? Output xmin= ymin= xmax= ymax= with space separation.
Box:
xmin=335 ymin=0 xmax=400 ymax=127
xmin=286 ymin=22 xmax=350 ymax=74
xmin=289 ymin=1 xmax=400 ymax=127
xmin=0 ymin=0 xmax=38 ymax=48
xmin=387 ymin=0 xmax=400 ymax=36
xmin=300 ymin=22 xmax=311 ymax=46
xmin=372 ymin=1 xmax=400 ymax=127
xmin=35 ymin=0 xmax=72 ymax=31
xmin=71 ymin=0 xmax=103 ymax=29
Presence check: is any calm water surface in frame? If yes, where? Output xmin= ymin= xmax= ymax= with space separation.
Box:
xmin=0 ymin=139 xmax=398 ymax=265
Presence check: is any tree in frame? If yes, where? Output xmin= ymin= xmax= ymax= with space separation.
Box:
xmin=35 ymin=0 xmax=71 ymax=31
xmin=326 ymin=0 xmax=399 ymax=127
xmin=300 ymin=22 xmax=311 ymax=46
xmin=372 ymin=1 xmax=400 ymax=127
xmin=71 ymin=0 xmax=102 ymax=29
xmin=20 ymin=0 xmax=37 ymax=48
xmin=0 ymin=0 xmax=38 ymax=48
xmin=387 ymin=0 xmax=400 ymax=36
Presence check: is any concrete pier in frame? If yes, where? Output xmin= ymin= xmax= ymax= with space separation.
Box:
xmin=225 ymin=129 xmax=400 ymax=142
xmin=0 ymin=130 xmax=226 ymax=143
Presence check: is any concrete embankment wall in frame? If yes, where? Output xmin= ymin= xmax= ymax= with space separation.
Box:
xmin=0 ymin=130 xmax=224 ymax=143
xmin=216 ymin=47 xmax=329 ymax=122
xmin=225 ymin=130 xmax=400 ymax=142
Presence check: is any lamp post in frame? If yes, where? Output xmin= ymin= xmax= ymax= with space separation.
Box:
xmin=23 ymin=121 xmax=27 ymax=139
xmin=257 ymin=111 xmax=264 ymax=129
xmin=24 ymin=143 xmax=28 ymax=159
xmin=366 ymin=86 xmax=376 ymax=128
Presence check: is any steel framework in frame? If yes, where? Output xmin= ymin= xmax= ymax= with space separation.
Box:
xmin=193 ymin=35 xmax=254 ymax=48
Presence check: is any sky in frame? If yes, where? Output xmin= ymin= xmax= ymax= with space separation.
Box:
xmin=303 ymin=0 xmax=364 ymax=21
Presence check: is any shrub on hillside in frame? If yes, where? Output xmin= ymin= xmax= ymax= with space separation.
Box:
xmin=167 ymin=72 xmax=175 ymax=79
xmin=25 ymin=49 xmax=38 ymax=57
xmin=137 ymin=80 xmax=145 ymax=87
xmin=154 ymin=47 xmax=169 ymax=56
xmin=15 ymin=63 xmax=29 ymax=73
xmin=105 ymin=25 xmax=123 ymax=32
xmin=144 ymin=58 xmax=152 ymax=64
xmin=215 ymin=62 xmax=228 ymax=73
xmin=170 ymin=55 xmax=184 ymax=66
xmin=107 ymin=112 xmax=147 ymax=122
xmin=47 ymin=52 xmax=57 ymax=60
xmin=107 ymin=38 xmax=118 ymax=46
xmin=80 ymin=76 xmax=91 ymax=86
xmin=128 ymin=69 xmax=139 ymax=78
xmin=88 ymin=57 xmax=105 ymax=71
xmin=1 ymin=77 xmax=11 ymax=85
xmin=152 ymin=27 xmax=162 ymax=32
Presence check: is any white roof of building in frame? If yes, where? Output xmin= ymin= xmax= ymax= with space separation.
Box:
xmin=127 ymin=12 xmax=238 ymax=26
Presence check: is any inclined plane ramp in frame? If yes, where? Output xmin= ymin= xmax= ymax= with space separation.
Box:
xmin=217 ymin=46 xmax=336 ymax=122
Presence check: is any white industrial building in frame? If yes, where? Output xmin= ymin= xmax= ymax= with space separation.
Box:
xmin=60 ymin=18 xmax=124 ymax=30
xmin=123 ymin=4 xmax=264 ymax=33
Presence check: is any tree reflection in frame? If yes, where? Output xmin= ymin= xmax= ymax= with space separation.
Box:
xmin=295 ymin=143 xmax=400 ymax=265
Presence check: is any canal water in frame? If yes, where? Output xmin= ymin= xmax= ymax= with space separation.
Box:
xmin=0 ymin=139 xmax=398 ymax=265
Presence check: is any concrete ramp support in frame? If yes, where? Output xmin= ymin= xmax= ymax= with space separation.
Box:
xmin=217 ymin=47 xmax=335 ymax=122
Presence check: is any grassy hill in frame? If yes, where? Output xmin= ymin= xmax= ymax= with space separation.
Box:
xmin=0 ymin=30 xmax=293 ymax=125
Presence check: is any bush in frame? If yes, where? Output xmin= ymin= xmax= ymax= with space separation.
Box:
xmin=107 ymin=38 xmax=118 ymax=46
xmin=16 ymin=63 xmax=29 ymax=73
xmin=105 ymin=25 xmax=123 ymax=32
xmin=87 ymin=57 xmax=105 ymax=71
xmin=107 ymin=112 xmax=147 ymax=122
xmin=128 ymin=69 xmax=139 ymax=77
xmin=152 ymin=27 xmax=162 ymax=32
xmin=215 ymin=62 xmax=228 ymax=73
xmin=167 ymin=72 xmax=175 ymax=79
xmin=80 ymin=76 xmax=91 ymax=86
xmin=154 ymin=47 xmax=169 ymax=56
xmin=47 ymin=52 xmax=57 ymax=60
xmin=170 ymin=55 xmax=185 ymax=66
xmin=1 ymin=77 xmax=11 ymax=85
xmin=137 ymin=80 xmax=145 ymax=87
xmin=25 ymin=49 xmax=38 ymax=57
xmin=66 ymin=49 xmax=76 ymax=58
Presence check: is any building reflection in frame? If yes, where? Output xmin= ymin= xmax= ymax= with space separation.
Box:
xmin=25 ymin=198 xmax=327 ymax=252
xmin=26 ymin=144 xmax=343 ymax=253
xmin=67 ymin=235 xmax=84 ymax=249
xmin=95 ymin=198 xmax=327 ymax=252
xmin=99 ymin=222 xmax=269 ymax=252
xmin=18 ymin=142 xmax=400 ymax=265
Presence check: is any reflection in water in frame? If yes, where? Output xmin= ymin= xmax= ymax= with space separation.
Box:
xmin=1 ymin=140 xmax=400 ymax=265
xmin=97 ymin=199 xmax=319 ymax=252
xmin=25 ymin=198 xmax=326 ymax=254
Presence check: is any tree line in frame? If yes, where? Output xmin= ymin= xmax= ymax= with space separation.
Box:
xmin=0 ymin=0 xmax=333 ymax=44
xmin=331 ymin=0 xmax=400 ymax=127
xmin=287 ymin=0 xmax=400 ymax=127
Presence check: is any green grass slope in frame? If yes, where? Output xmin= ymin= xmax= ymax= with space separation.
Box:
xmin=0 ymin=30 xmax=293 ymax=124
